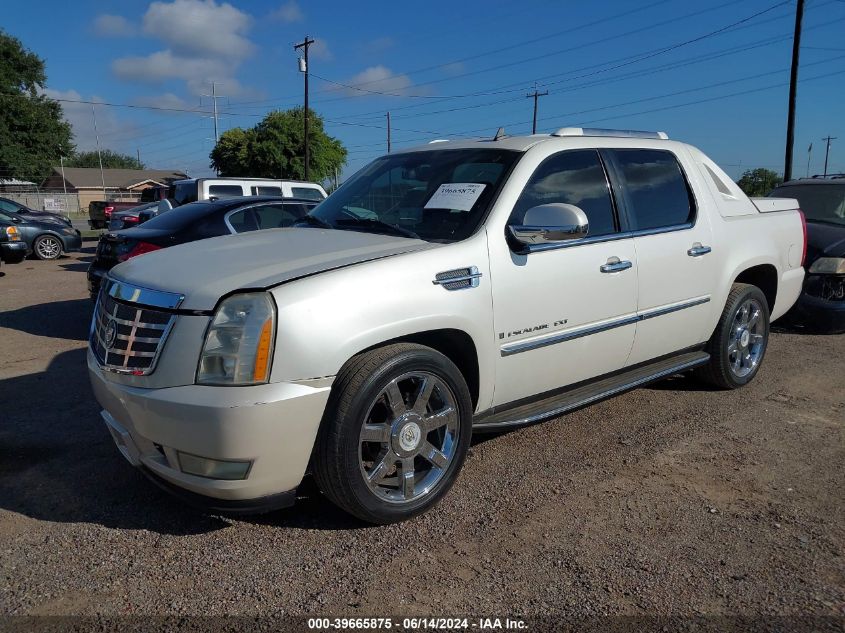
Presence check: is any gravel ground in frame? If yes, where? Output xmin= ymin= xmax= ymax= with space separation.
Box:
xmin=0 ymin=248 xmax=843 ymax=628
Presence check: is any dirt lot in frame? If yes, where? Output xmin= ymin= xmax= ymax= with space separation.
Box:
xmin=1 ymin=247 xmax=843 ymax=628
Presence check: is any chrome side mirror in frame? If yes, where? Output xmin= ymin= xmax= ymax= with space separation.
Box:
xmin=508 ymin=203 xmax=589 ymax=247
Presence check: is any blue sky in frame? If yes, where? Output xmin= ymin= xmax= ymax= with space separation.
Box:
xmin=5 ymin=0 xmax=845 ymax=181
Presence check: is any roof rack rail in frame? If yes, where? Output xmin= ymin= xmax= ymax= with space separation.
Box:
xmin=810 ymin=173 xmax=845 ymax=179
xmin=552 ymin=127 xmax=669 ymax=140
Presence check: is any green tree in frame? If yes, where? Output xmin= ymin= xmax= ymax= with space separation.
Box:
xmin=0 ymin=30 xmax=74 ymax=183
xmin=210 ymin=108 xmax=346 ymax=182
xmin=67 ymin=150 xmax=145 ymax=170
xmin=737 ymin=168 xmax=783 ymax=197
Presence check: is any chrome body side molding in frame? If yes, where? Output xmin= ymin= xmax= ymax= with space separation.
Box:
xmin=500 ymin=295 xmax=710 ymax=357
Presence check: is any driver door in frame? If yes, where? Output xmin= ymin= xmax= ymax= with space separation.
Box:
xmin=488 ymin=149 xmax=639 ymax=407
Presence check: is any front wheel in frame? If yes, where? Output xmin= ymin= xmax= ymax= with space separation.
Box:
xmin=313 ymin=343 xmax=473 ymax=524
xmin=33 ymin=235 xmax=63 ymax=260
xmin=696 ymin=283 xmax=770 ymax=389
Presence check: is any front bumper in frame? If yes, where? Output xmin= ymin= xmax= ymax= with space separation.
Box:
xmin=1 ymin=241 xmax=28 ymax=264
xmin=88 ymin=349 xmax=332 ymax=507
xmin=61 ymin=231 xmax=82 ymax=253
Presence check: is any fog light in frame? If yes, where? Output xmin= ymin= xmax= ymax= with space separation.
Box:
xmin=177 ymin=452 xmax=252 ymax=480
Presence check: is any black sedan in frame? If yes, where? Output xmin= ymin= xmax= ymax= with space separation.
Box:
xmin=770 ymin=176 xmax=845 ymax=333
xmin=87 ymin=196 xmax=318 ymax=298
xmin=0 ymin=196 xmax=72 ymax=226
xmin=108 ymin=202 xmax=160 ymax=231
xmin=0 ymin=210 xmax=82 ymax=260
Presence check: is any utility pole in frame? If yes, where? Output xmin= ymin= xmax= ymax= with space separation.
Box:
xmin=202 ymin=81 xmax=226 ymax=144
xmin=91 ymin=105 xmax=106 ymax=198
xmin=59 ymin=152 xmax=67 ymax=195
xmin=526 ymin=85 xmax=548 ymax=135
xmin=806 ymin=143 xmax=813 ymax=178
xmin=294 ymin=36 xmax=315 ymax=180
xmin=822 ymin=136 xmax=837 ymax=176
xmin=783 ymin=0 xmax=805 ymax=182
xmin=386 ymin=111 xmax=392 ymax=153
xmin=136 ymin=148 xmax=141 ymax=166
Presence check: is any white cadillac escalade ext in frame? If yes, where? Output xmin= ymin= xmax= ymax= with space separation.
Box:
xmin=88 ymin=128 xmax=806 ymax=524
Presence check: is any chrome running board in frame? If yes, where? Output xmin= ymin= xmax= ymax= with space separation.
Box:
xmin=473 ymin=350 xmax=709 ymax=431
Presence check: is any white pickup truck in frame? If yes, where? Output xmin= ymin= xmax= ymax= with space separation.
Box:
xmin=88 ymin=128 xmax=805 ymax=524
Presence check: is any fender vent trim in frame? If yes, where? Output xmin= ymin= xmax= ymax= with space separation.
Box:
xmin=432 ymin=266 xmax=482 ymax=291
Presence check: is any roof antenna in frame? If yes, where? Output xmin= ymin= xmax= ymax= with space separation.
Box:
xmin=493 ymin=127 xmax=506 ymax=141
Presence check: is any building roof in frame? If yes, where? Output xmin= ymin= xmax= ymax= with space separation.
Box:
xmin=52 ymin=167 xmax=188 ymax=189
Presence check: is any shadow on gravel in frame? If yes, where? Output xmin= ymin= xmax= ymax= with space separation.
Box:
xmin=0 ymin=348 xmax=229 ymax=536
xmin=58 ymin=261 xmax=91 ymax=273
xmin=645 ymin=373 xmax=719 ymax=392
xmin=0 ymin=298 xmax=92 ymax=341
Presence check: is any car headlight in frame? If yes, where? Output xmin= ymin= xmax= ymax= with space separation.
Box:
xmin=196 ymin=292 xmax=276 ymax=385
xmin=808 ymin=257 xmax=845 ymax=274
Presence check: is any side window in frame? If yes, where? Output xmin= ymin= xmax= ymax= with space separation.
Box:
xmin=0 ymin=200 xmax=20 ymax=213
xmin=208 ymin=184 xmax=245 ymax=199
xmin=251 ymin=186 xmax=282 ymax=196
xmin=510 ymin=149 xmax=617 ymax=236
xmin=173 ymin=182 xmax=198 ymax=205
xmin=291 ymin=186 xmax=325 ymax=201
xmin=611 ymin=149 xmax=695 ymax=231
xmin=226 ymin=208 xmax=258 ymax=233
xmin=251 ymin=204 xmax=302 ymax=229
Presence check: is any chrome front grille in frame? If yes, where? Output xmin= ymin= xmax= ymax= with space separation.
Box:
xmin=90 ymin=279 xmax=183 ymax=375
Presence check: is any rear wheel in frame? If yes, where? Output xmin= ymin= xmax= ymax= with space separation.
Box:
xmin=696 ymin=283 xmax=770 ymax=389
xmin=313 ymin=343 xmax=473 ymax=524
xmin=33 ymin=235 xmax=62 ymax=260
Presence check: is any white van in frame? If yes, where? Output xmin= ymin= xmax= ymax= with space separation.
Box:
xmin=167 ymin=178 xmax=327 ymax=206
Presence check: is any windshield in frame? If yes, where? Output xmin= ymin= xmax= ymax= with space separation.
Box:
xmin=773 ymin=184 xmax=845 ymax=226
xmin=309 ymin=149 xmax=520 ymax=242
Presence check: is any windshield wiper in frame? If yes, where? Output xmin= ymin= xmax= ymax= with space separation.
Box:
xmin=293 ymin=214 xmax=333 ymax=229
xmin=334 ymin=217 xmax=420 ymax=240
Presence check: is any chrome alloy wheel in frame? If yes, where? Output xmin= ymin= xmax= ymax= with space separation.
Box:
xmin=358 ymin=371 xmax=460 ymax=504
xmin=35 ymin=236 xmax=61 ymax=259
xmin=728 ymin=298 xmax=765 ymax=378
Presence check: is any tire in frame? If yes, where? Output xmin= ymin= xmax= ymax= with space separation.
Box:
xmin=312 ymin=343 xmax=473 ymax=524
xmin=33 ymin=235 xmax=63 ymax=260
xmin=696 ymin=283 xmax=770 ymax=389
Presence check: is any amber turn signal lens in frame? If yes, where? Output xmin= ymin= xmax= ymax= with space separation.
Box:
xmin=253 ymin=318 xmax=273 ymax=382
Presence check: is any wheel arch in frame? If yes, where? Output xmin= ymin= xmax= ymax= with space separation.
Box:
xmin=733 ymin=263 xmax=778 ymax=314
xmin=355 ymin=328 xmax=481 ymax=410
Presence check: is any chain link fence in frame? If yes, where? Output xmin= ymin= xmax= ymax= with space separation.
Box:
xmin=1 ymin=191 xmax=83 ymax=215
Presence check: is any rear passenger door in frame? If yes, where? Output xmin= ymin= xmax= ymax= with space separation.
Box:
xmin=604 ymin=148 xmax=717 ymax=365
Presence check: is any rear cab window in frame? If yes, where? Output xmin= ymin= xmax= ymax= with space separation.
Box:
xmin=608 ymin=149 xmax=696 ymax=231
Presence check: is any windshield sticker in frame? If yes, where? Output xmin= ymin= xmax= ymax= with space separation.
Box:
xmin=424 ymin=183 xmax=486 ymax=212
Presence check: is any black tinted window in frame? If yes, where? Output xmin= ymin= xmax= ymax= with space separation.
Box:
xmin=172 ymin=182 xmax=198 ymax=205
xmin=511 ymin=150 xmax=617 ymax=236
xmin=771 ymin=184 xmax=845 ymax=226
xmin=251 ymin=186 xmax=282 ymax=196
xmin=252 ymin=204 xmax=305 ymax=229
xmin=139 ymin=201 xmax=218 ymax=231
xmin=208 ymin=185 xmax=244 ymax=198
xmin=291 ymin=186 xmax=325 ymax=201
xmin=612 ymin=149 xmax=694 ymax=230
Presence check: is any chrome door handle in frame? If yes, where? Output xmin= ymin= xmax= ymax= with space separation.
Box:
xmin=600 ymin=257 xmax=633 ymax=273
xmin=688 ymin=243 xmax=712 ymax=257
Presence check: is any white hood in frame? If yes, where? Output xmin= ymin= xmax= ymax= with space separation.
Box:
xmin=110 ymin=227 xmax=436 ymax=310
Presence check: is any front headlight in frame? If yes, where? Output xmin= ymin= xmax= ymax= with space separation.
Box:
xmin=808 ymin=257 xmax=845 ymax=274
xmin=197 ymin=292 xmax=276 ymax=385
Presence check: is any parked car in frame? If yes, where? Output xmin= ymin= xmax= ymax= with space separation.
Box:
xmin=87 ymin=196 xmax=318 ymax=298
xmin=0 ymin=216 xmax=29 ymax=265
xmin=0 ymin=196 xmax=72 ymax=226
xmin=88 ymin=200 xmax=141 ymax=230
xmin=769 ymin=175 xmax=845 ymax=333
xmin=0 ymin=210 xmax=81 ymax=260
xmin=88 ymin=128 xmax=804 ymax=524
xmin=108 ymin=202 xmax=159 ymax=231
xmin=166 ymin=177 xmax=327 ymax=207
